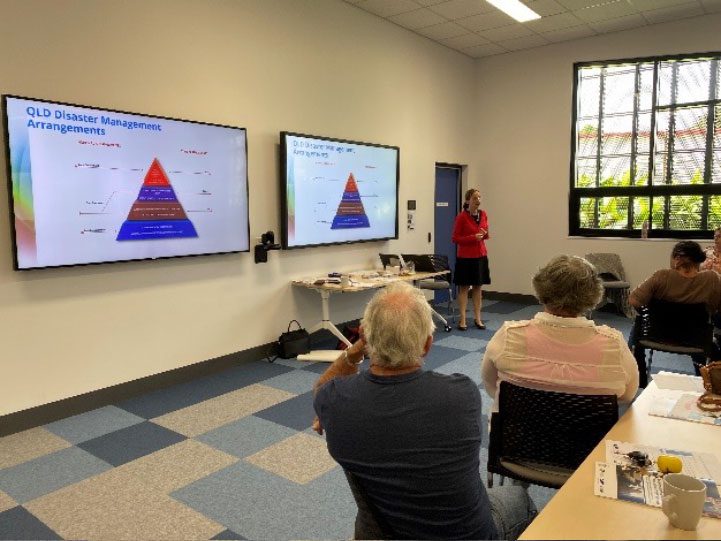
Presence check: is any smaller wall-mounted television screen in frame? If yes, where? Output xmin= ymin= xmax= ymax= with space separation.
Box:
xmin=280 ymin=132 xmax=399 ymax=249
xmin=3 ymin=95 xmax=249 ymax=270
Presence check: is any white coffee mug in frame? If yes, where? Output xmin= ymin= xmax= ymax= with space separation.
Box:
xmin=340 ymin=274 xmax=350 ymax=288
xmin=662 ymin=473 xmax=706 ymax=531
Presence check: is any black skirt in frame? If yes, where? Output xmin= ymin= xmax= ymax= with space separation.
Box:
xmin=454 ymin=256 xmax=491 ymax=286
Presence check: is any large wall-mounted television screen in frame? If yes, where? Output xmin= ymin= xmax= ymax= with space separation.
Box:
xmin=3 ymin=95 xmax=249 ymax=270
xmin=280 ymin=132 xmax=399 ymax=249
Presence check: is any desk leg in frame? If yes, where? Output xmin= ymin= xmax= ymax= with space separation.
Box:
xmin=297 ymin=290 xmax=352 ymax=362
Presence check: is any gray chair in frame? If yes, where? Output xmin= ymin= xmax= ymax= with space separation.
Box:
xmin=585 ymin=253 xmax=633 ymax=318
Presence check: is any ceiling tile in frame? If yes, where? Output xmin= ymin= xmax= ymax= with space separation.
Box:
xmin=441 ymin=32 xmax=491 ymax=48
xmin=389 ymin=8 xmax=447 ymax=28
xmin=480 ymin=22 xmax=534 ymax=41
xmin=556 ymin=0 xmax=607 ymax=8
xmin=456 ymin=10 xmax=516 ymax=31
xmin=428 ymin=0 xmax=491 ymax=19
xmin=497 ymin=34 xmax=551 ymax=51
xmin=588 ymin=12 xmax=647 ymax=32
xmin=415 ymin=20 xmax=470 ymax=39
xmin=525 ymin=0 xmax=568 ymax=16
xmin=414 ymin=0 xmax=451 ymax=6
xmin=630 ymin=0 xmax=693 ymax=10
xmin=701 ymin=0 xmax=721 ymax=12
xmin=527 ymin=11 xmax=584 ymax=31
xmin=541 ymin=23 xmax=598 ymax=41
xmin=463 ymin=42 xmax=509 ymax=57
xmin=642 ymin=2 xmax=704 ymax=23
xmin=356 ymin=0 xmax=420 ymax=17
xmin=573 ymin=1 xmax=639 ymax=23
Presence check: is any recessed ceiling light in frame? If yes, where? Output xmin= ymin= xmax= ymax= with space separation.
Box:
xmin=485 ymin=0 xmax=541 ymax=23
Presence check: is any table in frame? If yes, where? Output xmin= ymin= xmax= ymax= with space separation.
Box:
xmin=519 ymin=381 xmax=721 ymax=540
xmin=292 ymin=270 xmax=451 ymax=362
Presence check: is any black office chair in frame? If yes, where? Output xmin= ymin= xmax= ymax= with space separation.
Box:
xmin=403 ymin=254 xmax=454 ymax=322
xmin=378 ymin=253 xmax=402 ymax=270
xmin=487 ymin=381 xmax=618 ymax=489
xmin=343 ymin=469 xmax=396 ymax=540
xmin=632 ymin=298 xmax=714 ymax=387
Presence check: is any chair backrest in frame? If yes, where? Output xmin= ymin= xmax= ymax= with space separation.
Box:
xmin=378 ymin=253 xmax=402 ymax=269
xmin=488 ymin=381 xmax=618 ymax=485
xmin=343 ymin=469 xmax=395 ymax=540
xmin=639 ymin=299 xmax=713 ymax=352
xmin=584 ymin=253 xmax=627 ymax=281
xmin=401 ymin=254 xmax=450 ymax=276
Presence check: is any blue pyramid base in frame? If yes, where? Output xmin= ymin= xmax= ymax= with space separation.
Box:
xmin=116 ymin=219 xmax=198 ymax=241
xmin=331 ymin=214 xmax=370 ymax=229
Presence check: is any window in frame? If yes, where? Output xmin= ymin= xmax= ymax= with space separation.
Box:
xmin=570 ymin=53 xmax=721 ymax=238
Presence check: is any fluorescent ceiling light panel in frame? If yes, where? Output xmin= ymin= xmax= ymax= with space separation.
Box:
xmin=485 ymin=0 xmax=541 ymax=22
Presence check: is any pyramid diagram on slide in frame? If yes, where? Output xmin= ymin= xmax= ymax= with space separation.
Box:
xmin=116 ymin=158 xmax=198 ymax=241
xmin=331 ymin=173 xmax=370 ymax=229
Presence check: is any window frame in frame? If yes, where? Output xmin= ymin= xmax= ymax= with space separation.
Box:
xmin=569 ymin=51 xmax=721 ymax=239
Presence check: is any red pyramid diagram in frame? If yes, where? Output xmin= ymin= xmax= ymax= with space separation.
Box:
xmin=331 ymin=173 xmax=370 ymax=229
xmin=116 ymin=158 xmax=198 ymax=240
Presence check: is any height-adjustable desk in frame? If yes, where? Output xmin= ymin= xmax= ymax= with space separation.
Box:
xmin=291 ymin=270 xmax=451 ymax=362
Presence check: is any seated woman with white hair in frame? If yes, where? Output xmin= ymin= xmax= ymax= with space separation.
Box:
xmin=482 ymin=255 xmax=639 ymax=410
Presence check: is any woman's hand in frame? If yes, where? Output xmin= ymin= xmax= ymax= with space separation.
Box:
xmin=476 ymin=229 xmax=486 ymax=240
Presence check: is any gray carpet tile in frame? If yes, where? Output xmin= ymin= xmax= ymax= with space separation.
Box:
xmin=211 ymin=528 xmax=246 ymax=540
xmin=116 ymin=361 xmax=294 ymax=419
xmin=299 ymin=360 xmax=338 ymax=374
xmin=0 ymin=447 xmax=111 ymax=504
xmin=0 ymin=507 xmax=60 ymax=540
xmin=253 ymin=392 xmax=315 ymax=432
xmin=262 ymin=369 xmax=320 ymax=395
xmin=77 ymin=421 xmax=186 ymax=467
xmin=44 ymin=405 xmax=145 ymax=444
xmin=433 ymin=334 xmax=489 ymax=352
xmin=197 ymin=416 xmax=298 ymax=459
xmin=173 ymin=461 xmax=355 ymax=540
xmin=483 ymin=301 xmax=534 ymax=314
xmin=433 ymin=351 xmax=484 ymax=386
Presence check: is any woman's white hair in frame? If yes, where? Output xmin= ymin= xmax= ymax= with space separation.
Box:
xmin=362 ymin=282 xmax=436 ymax=368
xmin=532 ymin=255 xmax=603 ymax=316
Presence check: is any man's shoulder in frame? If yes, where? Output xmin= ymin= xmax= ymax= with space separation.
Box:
xmin=420 ymin=371 xmax=481 ymax=399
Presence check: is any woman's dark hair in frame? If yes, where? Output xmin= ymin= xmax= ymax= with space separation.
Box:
xmin=671 ymin=241 xmax=706 ymax=266
xmin=462 ymin=188 xmax=479 ymax=211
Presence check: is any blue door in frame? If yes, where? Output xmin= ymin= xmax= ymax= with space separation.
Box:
xmin=434 ymin=165 xmax=461 ymax=304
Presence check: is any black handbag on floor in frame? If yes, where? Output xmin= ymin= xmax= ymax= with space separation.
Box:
xmin=277 ymin=320 xmax=311 ymax=359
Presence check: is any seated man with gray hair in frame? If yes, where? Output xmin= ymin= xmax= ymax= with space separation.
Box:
xmin=482 ymin=255 xmax=639 ymax=411
xmin=313 ymin=281 xmax=536 ymax=540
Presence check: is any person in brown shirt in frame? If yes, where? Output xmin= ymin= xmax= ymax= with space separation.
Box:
xmin=629 ymin=241 xmax=721 ymax=386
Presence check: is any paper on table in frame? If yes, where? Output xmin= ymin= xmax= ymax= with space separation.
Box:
xmin=652 ymin=371 xmax=704 ymax=392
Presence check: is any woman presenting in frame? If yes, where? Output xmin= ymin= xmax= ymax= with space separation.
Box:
xmin=452 ymin=188 xmax=490 ymax=331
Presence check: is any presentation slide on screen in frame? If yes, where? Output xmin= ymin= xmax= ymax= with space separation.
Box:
xmin=284 ymin=134 xmax=398 ymax=248
xmin=5 ymin=97 xmax=249 ymax=269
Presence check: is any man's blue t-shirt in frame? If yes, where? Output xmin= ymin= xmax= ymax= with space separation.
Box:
xmin=314 ymin=369 xmax=498 ymax=540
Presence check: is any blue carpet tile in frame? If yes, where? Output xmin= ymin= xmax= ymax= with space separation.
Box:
xmin=0 ymin=302 xmax=688 ymax=539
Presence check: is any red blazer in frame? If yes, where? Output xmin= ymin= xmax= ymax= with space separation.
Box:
xmin=452 ymin=210 xmax=489 ymax=258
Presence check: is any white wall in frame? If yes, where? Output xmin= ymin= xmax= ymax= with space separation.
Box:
xmin=0 ymin=0 xmax=477 ymax=416
xmin=473 ymin=13 xmax=721 ymax=296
